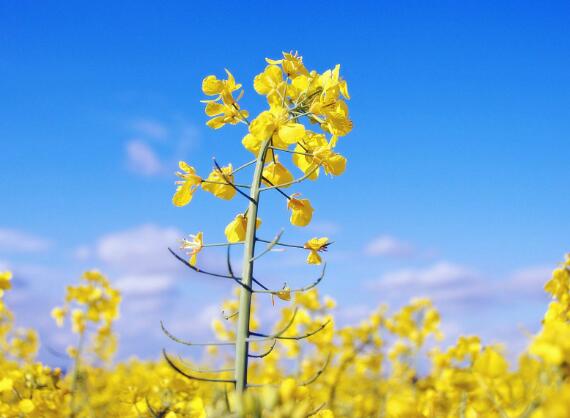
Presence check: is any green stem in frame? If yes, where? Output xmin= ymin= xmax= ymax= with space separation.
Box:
xmin=234 ymin=138 xmax=271 ymax=396
xmin=70 ymin=332 xmax=85 ymax=418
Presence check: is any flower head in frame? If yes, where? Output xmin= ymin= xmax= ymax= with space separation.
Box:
xmin=303 ymin=237 xmax=330 ymax=265
xmin=262 ymin=155 xmax=294 ymax=188
xmin=202 ymin=69 xmax=248 ymax=129
xmin=181 ymin=232 xmax=204 ymax=266
xmin=224 ymin=214 xmax=262 ymax=243
xmin=172 ymin=161 xmax=202 ymax=207
xmin=0 ymin=271 xmax=12 ymax=297
xmin=287 ymin=194 xmax=314 ymax=227
xmin=249 ymin=105 xmax=305 ymax=149
xmin=201 ymin=164 xmax=236 ymax=200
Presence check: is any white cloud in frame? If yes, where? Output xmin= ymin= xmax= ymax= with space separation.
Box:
xmin=365 ymin=261 xmax=489 ymax=307
xmin=96 ymin=224 xmax=182 ymax=274
xmin=115 ymin=274 xmax=175 ymax=296
xmin=130 ymin=119 xmax=168 ymax=140
xmin=308 ymin=221 xmax=341 ymax=235
xmin=73 ymin=245 xmax=92 ymax=261
xmin=126 ymin=140 xmax=163 ymax=176
xmin=365 ymin=235 xmax=415 ymax=258
xmin=378 ymin=262 xmax=476 ymax=289
xmin=0 ymin=228 xmax=52 ymax=253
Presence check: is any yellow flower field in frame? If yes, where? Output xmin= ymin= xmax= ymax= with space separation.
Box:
xmin=1 ymin=52 xmax=568 ymax=418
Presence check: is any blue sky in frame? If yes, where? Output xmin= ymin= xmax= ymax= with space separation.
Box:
xmin=1 ymin=1 xmax=569 ymax=363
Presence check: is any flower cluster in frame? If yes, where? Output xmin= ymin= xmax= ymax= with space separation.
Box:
xmin=171 ymin=52 xmax=351 ymax=268
xmin=0 ymin=254 xmax=570 ymax=415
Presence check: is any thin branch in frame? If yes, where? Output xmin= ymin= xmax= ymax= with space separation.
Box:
xmin=256 ymin=238 xmax=305 ymax=249
xmin=161 ymin=310 xmax=298 ymax=347
xmin=248 ymin=339 xmax=277 ymax=358
xmin=161 ymin=321 xmax=235 ymax=346
xmin=248 ymin=355 xmax=331 ymax=389
xmin=222 ymin=310 xmax=239 ymax=320
xmin=231 ymin=159 xmax=256 ymax=175
xmin=254 ymin=263 xmax=327 ymax=295
xmin=306 ymin=402 xmax=327 ymax=417
xmin=213 ymin=158 xmax=255 ymax=203
xmin=251 ymin=319 xmax=331 ymax=341
xmin=300 ymin=354 xmax=331 ymax=386
xmin=226 ymin=245 xmax=235 ymax=278
xmin=269 ymin=146 xmax=313 ymax=157
xmin=163 ymin=349 xmax=235 ymax=383
xmin=201 ymin=179 xmax=250 ymax=188
xmin=259 ymin=165 xmax=319 ymax=191
xmin=202 ymin=242 xmax=244 ymax=248
xmin=251 ymin=229 xmax=284 ymax=262
xmin=170 ymin=247 xmax=268 ymax=291
xmin=261 ymin=176 xmax=291 ymax=200
xmin=231 ymin=102 xmax=250 ymax=125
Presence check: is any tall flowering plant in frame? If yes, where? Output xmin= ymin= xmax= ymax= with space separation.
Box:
xmin=164 ymin=52 xmax=352 ymax=396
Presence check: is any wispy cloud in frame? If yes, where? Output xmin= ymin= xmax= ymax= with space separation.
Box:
xmin=308 ymin=221 xmax=342 ymax=235
xmin=96 ymin=224 xmax=182 ymax=274
xmin=365 ymin=235 xmax=416 ymax=258
xmin=0 ymin=228 xmax=52 ymax=253
xmin=130 ymin=119 xmax=169 ymax=140
xmin=126 ymin=140 xmax=163 ymax=176
xmin=115 ymin=274 xmax=176 ymax=296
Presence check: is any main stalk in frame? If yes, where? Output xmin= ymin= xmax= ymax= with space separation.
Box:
xmin=234 ymin=139 xmax=271 ymax=394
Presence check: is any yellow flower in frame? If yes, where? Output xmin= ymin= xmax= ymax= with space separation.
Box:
xmin=0 ymin=271 xmax=12 ymax=297
xmin=51 ymin=306 xmax=67 ymax=327
xmin=303 ymin=237 xmax=330 ymax=264
xmin=202 ymin=69 xmax=241 ymax=97
xmin=293 ymin=131 xmax=346 ymax=179
xmin=241 ymin=133 xmax=275 ymax=162
xmin=204 ymin=98 xmax=249 ymax=129
xmin=287 ymin=194 xmax=314 ymax=227
xmin=181 ymin=232 xmax=204 ymax=266
xmin=202 ymin=69 xmax=248 ymax=129
xmin=71 ymin=309 xmax=86 ymax=334
xmin=249 ymin=105 xmax=305 ymax=148
xmin=254 ymin=65 xmax=286 ymax=105
xmin=224 ymin=214 xmax=262 ymax=243
xmin=19 ymin=399 xmax=35 ymax=414
xmin=0 ymin=378 xmax=13 ymax=392
xmin=266 ymin=51 xmax=309 ymax=78
xmin=172 ymin=161 xmax=202 ymax=207
xmin=262 ymin=155 xmax=294 ymax=188
xmin=201 ymin=164 xmax=236 ymax=200
xmin=272 ymin=285 xmax=291 ymax=302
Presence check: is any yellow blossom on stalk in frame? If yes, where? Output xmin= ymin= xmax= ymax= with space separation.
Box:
xmin=254 ymin=65 xmax=286 ymax=106
xmin=172 ymin=161 xmax=202 ymax=207
xmin=202 ymin=69 xmax=241 ymax=98
xmin=0 ymin=271 xmax=12 ymax=297
xmin=224 ymin=214 xmax=262 ymax=243
xmin=266 ymin=51 xmax=309 ymax=78
xmin=272 ymin=285 xmax=291 ymax=303
xmin=287 ymin=194 xmax=314 ymax=227
xmin=292 ymin=131 xmax=346 ymax=179
xmin=18 ymin=399 xmax=35 ymax=414
xmin=181 ymin=232 xmax=204 ymax=266
xmin=201 ymin=164 xmax=236 ymax=200
xmin=203 ymin=98 xmax=249 ymax=129
xmin=262 ymin=155 xmax=294 ymax=188
xmin=303 ymin=237 xmax=329 ymax=264
xmin=51 ymin=306 xmax=67 ymax=327
xmin=249 ymin=105 xmax=305 ymax=149
xmin=202 ymin=69 xmax=249 ymax=129
xmin=71 ymin=309 xmax=86 ymax=334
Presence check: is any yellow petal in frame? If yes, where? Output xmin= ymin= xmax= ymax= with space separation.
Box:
xmin=172 ymin=183 xmax=193 ymax=207
xmin=277 ymin=122 xmax=305 ymax=145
